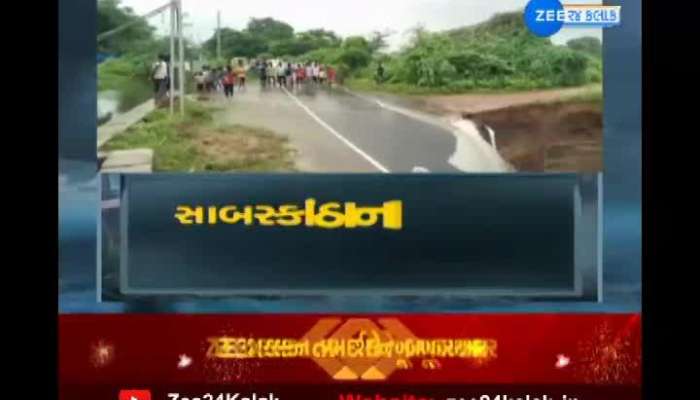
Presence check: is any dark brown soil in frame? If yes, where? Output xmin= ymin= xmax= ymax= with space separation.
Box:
xmin=471 ymin=101 xmax=603 ymax=172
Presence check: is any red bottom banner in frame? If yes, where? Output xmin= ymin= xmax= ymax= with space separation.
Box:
xmin=61 ymin=384 xmax=641 ymax=400
xmin=59 ymin=314 xmax=641 ymax=399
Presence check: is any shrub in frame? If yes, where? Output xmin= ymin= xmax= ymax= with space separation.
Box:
xmin=567 ymin=37 xmax=602 ymax=58
xmin=98 ymin=57 xmax=153 ymax=112
xmin=302 ymin=47 xmax=342 ymax=65
xmin=300 ymin=10 xmax=601 ymax=92
xmin=549 ymin=49 xmax=589 ymax=86
xmin=337 ymin=48 xmax=371 ymax=71
xmin=447 ymin=51 xmax=515 ymax=80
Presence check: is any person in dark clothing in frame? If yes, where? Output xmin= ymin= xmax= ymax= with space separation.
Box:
xmin=259 ymin=61 xmax=268 ymax=88
xmin=285 ymin=63 xmax=294 ymax=88
xmin=376 ymin=63 xmax=385 ymax=84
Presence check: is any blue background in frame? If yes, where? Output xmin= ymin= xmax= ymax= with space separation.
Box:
xmin=524 ymin=0 xmax=565 ymax=37
xmin=58 ymin=0 xmax=640 ymax=313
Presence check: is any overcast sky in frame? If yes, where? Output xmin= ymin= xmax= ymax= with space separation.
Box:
xmin=119 ymin=0 xmax=602 ymax=50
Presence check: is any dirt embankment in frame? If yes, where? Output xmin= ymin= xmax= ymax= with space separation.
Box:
xmin=371 ymin=86 xmax=603 ymax=172
xmin=413 ymin=86 xmax=596 ymax=115
xmin=472 ymin=101 xmax=602 ymax=172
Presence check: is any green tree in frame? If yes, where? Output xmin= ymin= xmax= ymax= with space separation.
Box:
xmin=203 ymin=28 xmax=267 ymax=59
xmin=247 ymin=18 xmax=294 ymax=41
xmin=567 ymin=37 xmax=602 ymax=57
xmin=343 ymin=36 xmax=370 ymax=51
xmin=302 ymin=47 xmax=343 ymax=65
xmin=269 ymin=29 xmax=343 ymax=57
xmin=270 ymin=38 xmax=313 ymax=57
xmin=338 ymin=48 xmax=371 ymax=70
xmin=298 ymin=29 xmax=342 ymax=49
xmin=368 ymin=30 xmax=394 ymax=54
xmin=334 ymin=36 xmax=372 ymax=72
xmin=97 ymin=0 xmax=155 ymax=54
xmin=392 ymin=32 xmax=458 ymax=87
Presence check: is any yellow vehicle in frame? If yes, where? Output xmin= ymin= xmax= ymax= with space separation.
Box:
xmin=230 ymin=57 xmax=249 ymax=68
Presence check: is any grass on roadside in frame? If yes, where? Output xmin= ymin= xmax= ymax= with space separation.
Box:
xmin=98 ymin=58 xmax=153 ymax=112
xmin=559 ymin=84 xmax=603 ymax=105
xmin=100 ymin=101 xmax=296 ymax=172
xmin=99 ymin=57 xmax=198 ymax=113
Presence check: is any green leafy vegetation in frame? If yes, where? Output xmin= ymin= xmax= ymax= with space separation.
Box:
xmin=98 ymin=0 xmax=200 ymax=112
xmin=100 ymin=1 xmax=604 ymax=108
xmin=343 ymin=12 xmax=603 ymax=92
xmin=97 ymin=0 xmax=155 ymax=54
xmin=197 ymin=10 xmax=601 ymax=93
xmin=567 ymin=37 xmax=603 ymax=57
xmin=203 ymin=18 xmax=342 ymax=60
xmin=558 ymin=84 xmax=603 ymax=105
xmin=98 ymin=57 xmax=154 ymax=112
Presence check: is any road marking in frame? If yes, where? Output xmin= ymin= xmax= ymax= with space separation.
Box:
xmin=341 ymin=87 xmax=453 ymax=132
xmin=343 ymin=86 xmax=511 ymax=173
xmin=282 ymin=87 xmax=390 ymax=173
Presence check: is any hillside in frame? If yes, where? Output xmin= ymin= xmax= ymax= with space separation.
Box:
xmin=349 ymin=11 xmax=601 ymax=92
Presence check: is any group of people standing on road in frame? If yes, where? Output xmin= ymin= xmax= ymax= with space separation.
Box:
xmin=193 ymin=60 xmax=248 ymax=99
xmin=189 ymin=58 xmax=338 ymax=101
xmin=257 ymin=61 xmax=336 ymax=89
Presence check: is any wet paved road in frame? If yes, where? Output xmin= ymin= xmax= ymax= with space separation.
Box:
xmin=213 ymin=83 xmax=509 ymax=173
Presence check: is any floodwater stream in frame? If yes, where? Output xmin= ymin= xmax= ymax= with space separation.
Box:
xmin=97 ymin=90 xmax=120 ymax=125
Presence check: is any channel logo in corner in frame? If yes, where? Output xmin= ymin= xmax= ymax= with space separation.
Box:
xmin=524 ymin=0 xmax=621 ymax=37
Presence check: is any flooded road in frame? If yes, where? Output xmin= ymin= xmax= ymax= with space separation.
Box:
xmin=212 ymin=83 xmax=510 ymax=173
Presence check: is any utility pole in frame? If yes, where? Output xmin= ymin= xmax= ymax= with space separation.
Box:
xmin=217 ymin=10 xmax=221 ymax=60
xmin=169 ymin=2 xmax=175 ymax=115
xmin=96 ymin=1 xmax=183 ymax=116
xmin=178 ymin=0 xmax=185 ymax=116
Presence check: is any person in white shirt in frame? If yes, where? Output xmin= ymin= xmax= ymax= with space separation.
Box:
xmin=151 ymin=55 xmax=169 ymax=103
xmin=276 ymin=62 xmax=286 ymax=87
xmin=305 ymin=63 xmax=313 ymax=84
xmin=312 ymin=62 xmax=321 ymax=83
xmin=268 ymin=62 xmax=277 ymax=87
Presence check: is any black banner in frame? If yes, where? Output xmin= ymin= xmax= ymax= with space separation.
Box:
xmin=106 ymin=174 xmax=601 ymax=299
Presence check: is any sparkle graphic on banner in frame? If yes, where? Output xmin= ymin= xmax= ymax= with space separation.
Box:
xmin=90 ymin=340 xmax=115 ymax=368
xmin=178 ymin=354 xmax=193 ymax=369
xmin=204 ymin=356 xmax=263 ymax=383
xmin=202 ymin=326 xmax=263 ymax=383
xmin=555 ymin=354 xmax=571 ymax=369
xmin=421 ymin=359 xmax=442 ymax=370
xmin=575 ymin=321 xmax=641 ymax=384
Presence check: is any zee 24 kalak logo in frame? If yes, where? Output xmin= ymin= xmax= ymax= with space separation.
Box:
xmin=524 ymin=0 xmax=621 ymax=37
